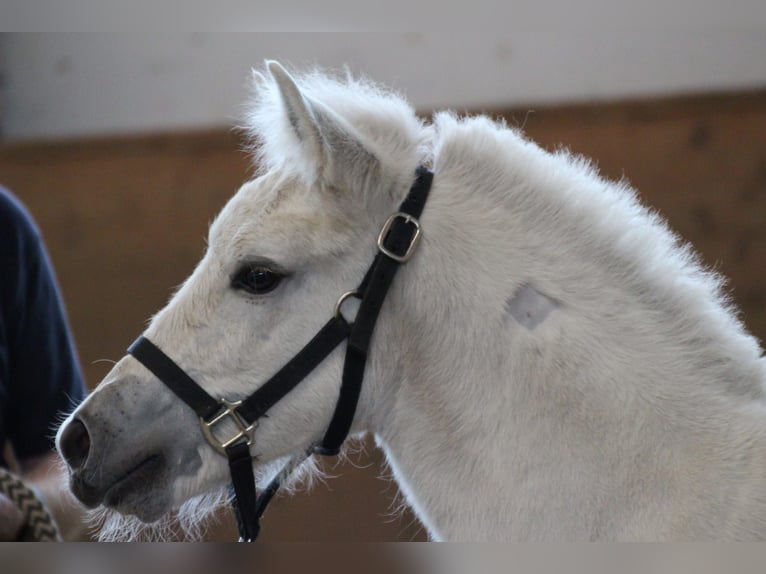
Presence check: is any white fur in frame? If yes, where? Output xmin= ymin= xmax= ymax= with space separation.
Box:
xmin=58 ymin=62 xmax=766 ymax=541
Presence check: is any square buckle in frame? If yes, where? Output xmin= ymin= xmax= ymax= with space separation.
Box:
xmin=377 ymin=212 xmax=422 ymax=263
xmin=200 ymin=398 xmax=256 ymax=456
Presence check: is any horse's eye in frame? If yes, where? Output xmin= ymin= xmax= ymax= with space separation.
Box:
xmin=232 ymin=265 xmax=285 ymax=295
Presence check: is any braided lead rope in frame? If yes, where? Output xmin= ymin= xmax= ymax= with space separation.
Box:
xmin=0 ymin=467 xmax=61 ymax=542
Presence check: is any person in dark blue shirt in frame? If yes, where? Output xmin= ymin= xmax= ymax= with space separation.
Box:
xmin=0 ymin=185 xmax=87 ymax=540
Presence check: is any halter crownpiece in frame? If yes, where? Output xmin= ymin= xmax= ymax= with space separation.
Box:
xmin=127 ymin=166 xmax=433 ymax=541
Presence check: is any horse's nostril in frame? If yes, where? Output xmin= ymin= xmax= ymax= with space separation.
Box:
xmin=59 ymin=418 xmax=91 ymax=470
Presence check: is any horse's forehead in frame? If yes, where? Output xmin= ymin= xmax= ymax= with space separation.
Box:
xmin=207 ymin=175 xmax=349 ymax=260
xmin=210 ymin=176 xmax=291 ymax=242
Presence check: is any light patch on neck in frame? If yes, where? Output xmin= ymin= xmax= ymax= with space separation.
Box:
xmin=505 ymin=284 xmax=559 ymax=330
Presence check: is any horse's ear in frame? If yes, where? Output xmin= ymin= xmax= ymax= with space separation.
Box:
xmin=266 ymin=61 xmax=325 ymax=170
xmin=266 ymin=61 xmax=379 ymax=191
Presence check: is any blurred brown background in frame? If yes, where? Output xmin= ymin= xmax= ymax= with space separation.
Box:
xmin=1 ymin=89 xmax=764 ymax=541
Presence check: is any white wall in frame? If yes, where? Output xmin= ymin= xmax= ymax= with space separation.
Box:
xmin=2 ymin=20 xmax=765 ymax=140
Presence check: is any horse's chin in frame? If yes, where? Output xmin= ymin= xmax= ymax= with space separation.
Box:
xmin=101 ymin=455 xmax=172 ymax=522
xmin=90 ymin=486 xmax=231 ymax=542
xmin=68 ymin=452 xmax=175 ymax=524
xmin=104 ymin=492 xmax=172 ymax=524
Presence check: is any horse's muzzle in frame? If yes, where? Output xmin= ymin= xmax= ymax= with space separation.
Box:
xmin=68 ymin=472 xmax=104 ymax=509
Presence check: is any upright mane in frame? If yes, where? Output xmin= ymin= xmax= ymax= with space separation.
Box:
xmin=430 ymin=111 xmax=765 ymax=399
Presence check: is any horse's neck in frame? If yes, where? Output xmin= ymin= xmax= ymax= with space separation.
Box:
xmin=359 ymin=128 xmax=766 ymax=540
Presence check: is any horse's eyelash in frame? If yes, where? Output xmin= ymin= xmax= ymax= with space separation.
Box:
xmin=236 ymin=258 xmax=290 ymax=276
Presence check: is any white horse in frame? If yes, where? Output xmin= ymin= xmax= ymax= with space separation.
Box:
xmin=57 ymin=61 xmax=766 ymax=541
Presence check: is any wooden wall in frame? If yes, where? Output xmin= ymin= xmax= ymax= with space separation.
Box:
xmin=0 ymin=90 xmax=764 ymax=541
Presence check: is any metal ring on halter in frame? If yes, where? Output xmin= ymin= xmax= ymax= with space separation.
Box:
xmin=334 ymin=289 xmax=360 ymax=321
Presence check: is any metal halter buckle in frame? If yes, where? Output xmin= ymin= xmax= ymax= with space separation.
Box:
xmin=377 ymin=212 xmax=421 ymax=263
xmin=200 ymin=398 xmax=257 ymax=456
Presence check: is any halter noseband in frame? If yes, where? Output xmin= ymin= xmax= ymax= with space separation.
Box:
xmin=127 ymin=166 xmax=433 ymax=541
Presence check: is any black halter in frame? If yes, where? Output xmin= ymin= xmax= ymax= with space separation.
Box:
xmin=127 ymin=166 xmax=433 ymax=541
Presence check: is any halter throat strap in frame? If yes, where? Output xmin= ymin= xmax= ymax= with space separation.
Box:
xmin=127 ymin=165 xmax=433 ymax=541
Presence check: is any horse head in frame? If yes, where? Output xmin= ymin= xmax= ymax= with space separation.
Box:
xmin=56 ymin=61 xmax=427 ymax=538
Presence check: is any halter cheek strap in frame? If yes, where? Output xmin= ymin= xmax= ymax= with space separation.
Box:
xmin=127 ymin=166 xmax=433 ymax=541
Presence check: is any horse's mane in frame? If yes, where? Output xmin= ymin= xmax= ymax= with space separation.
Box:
xmin=431 ymin=110 xmax=764 ymax=396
